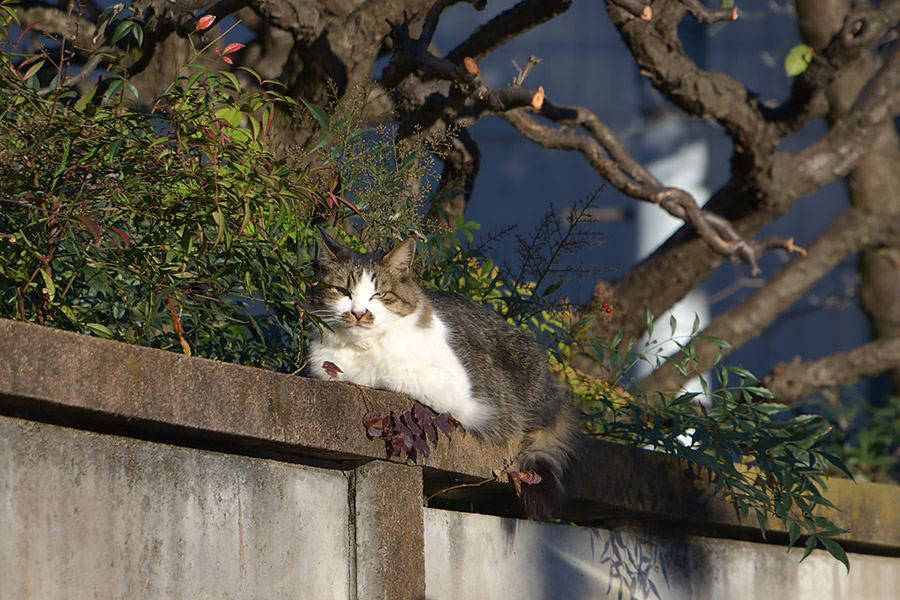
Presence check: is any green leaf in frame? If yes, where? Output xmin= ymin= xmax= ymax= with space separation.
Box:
xmin=820 ymin=452 xmax=855 ymax=480
xmin=85 ymin=323 xmax=115 ymax=338
xmin=799 ymin=535 xmax=818 ymax=562
xmin=218 ymin=69 xmax=241 ymax=91
xmin=237 ymin=66 xmax=262 ymax=83
xmin=39 ymin=268 xmax=56 ymax=300
xmin=299 ymin=97 xmax=330 ymax=130
xmin=103 ymin=78 xmax=124 ymax=103
xmin=698 ymin=334 xmax=732 ymax=349
xmin=22 ymin=58 xmax=45 ymax=82
xmin=788 ymin=521 xmax=801 ymax=548
xmin=215 ymin=106 xmax=242 ymax=127
xmin=74 ymin=84 xmax=98 ymax=112
xmin=542 ymin=280 xmax=564 ymax=296
xmin=308 ymin=132 xmax=330 ymax=154
xmin=785 ymin=44 xmax=814 ymax=77
xmin=110 ymin=20 xmax=133 ymax=46
xmin=819 ymin=537 xmax=850 ymax=573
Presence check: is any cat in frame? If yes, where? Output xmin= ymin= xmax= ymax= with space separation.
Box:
xmin=305 ymin=229 xmax=580 ymax=516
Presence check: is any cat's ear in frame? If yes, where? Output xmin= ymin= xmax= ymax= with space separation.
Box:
xmin=382 ymin=238 xmax=416 ymax=274
xmin=316 ymin=227 xmax=346 ymax=263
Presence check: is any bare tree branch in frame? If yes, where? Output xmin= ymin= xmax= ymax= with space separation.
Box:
xmin=637 ymin=209 xmax=900 ymax=396
xmin=791 ymin=48 xmax=900 ymax=194
xmin=764 ymin=336 xmax=900 ymax=403
xmin=678 ymin=0 xmax=736 ymax=24
xmin=444 ymin=0 xmax=573 ymax=65
xmin=607 ymin=1 xmax=769 ymax=153
xmin=766 ymin=0 xmax=900 ymax=134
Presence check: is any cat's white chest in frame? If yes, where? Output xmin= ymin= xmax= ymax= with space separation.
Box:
xmin=308 ymin=311 xmax=491 ymax=432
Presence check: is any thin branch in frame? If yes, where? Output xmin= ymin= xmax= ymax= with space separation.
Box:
xmin=501 ymin=108 xmax=801 ymax=275
xmin=39 ymin=47 xmax=111 ymax=95
xmin=764 ymin=336 xmax=900 ymax=403
xmin=512 ymin=55 xmax=541 ymax=86
xmin=421 ymin=0 xmax=486 ymax=46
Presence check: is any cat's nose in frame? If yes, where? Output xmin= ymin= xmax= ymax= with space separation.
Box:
xmin=350 ymin=309 xmax=368 ymax=321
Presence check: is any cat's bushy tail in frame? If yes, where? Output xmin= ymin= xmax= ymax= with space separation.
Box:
xmin=518 ymin=405 xmax=583 ymax=518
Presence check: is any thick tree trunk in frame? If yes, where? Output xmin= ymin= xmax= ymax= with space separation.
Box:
xmin=797 ymin=0 xmax=900 ymax=394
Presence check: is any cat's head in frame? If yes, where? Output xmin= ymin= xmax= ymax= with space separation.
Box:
xmin=308 ymin=229 xmax=420 ymax=337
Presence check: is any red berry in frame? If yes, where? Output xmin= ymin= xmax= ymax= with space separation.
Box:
xmin=605 ymin=307 xmax=612 ymax=313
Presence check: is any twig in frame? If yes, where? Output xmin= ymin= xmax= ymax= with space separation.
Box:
xmin=424 ymin=476 xmax=496 ymax=504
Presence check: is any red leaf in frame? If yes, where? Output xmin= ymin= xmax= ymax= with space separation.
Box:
xmin=517 ymin=470 xmax=543 ymax=486
xmin=194 ymin=14 xmax=216 ymax=32
xmin=322 ymin=361 xmax=342 ymax=379
xmin=339 ymin=195 xmax=363 ymax=217
xmin=109 ymin=226 xmax=130 ymax=248
xmin=223 ymin=42 xmax=245 ymax=54
xmin=402 ymin=411 xmax=422 ymax=437
xmin=507 ymin=471 xmax=523 ymax=497
xmin=396 ymin=418 xmax=416 ymax=453
xmin=17 ymin=22 xmax=37 ymax=46
xmin=434 ymin=413 xmax=459 ymax=438
xmin=390 ymin=434 xmax=406 ymax=457
xmin=222 ymin=56 xmax=233 ymax=65
xmin=74 ymin=215 xmax=101 ymax=247
xmin=363 ymin=412 xmax=385 ymax=439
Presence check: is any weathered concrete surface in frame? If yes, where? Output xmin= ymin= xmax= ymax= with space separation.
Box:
xmin=0 ymin=318 xmax=509 ymax=479
xmin=353 ymin=461 xmax=425 ymax=599
xmin=0 ymin=414 xmax=351 ymax=599
xmin=424 ymin=508 xmax=900 ymax=600
xmin=2 ymin=318 xmax=900 ymax=549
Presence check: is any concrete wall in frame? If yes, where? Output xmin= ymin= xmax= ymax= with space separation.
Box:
xmin=1 ymin=415 xmax=352 ymax=599
xmin=425 ymin=509 xmax=900 ymax=600
xmin=2 ymin=319 xmax=899 ymax=599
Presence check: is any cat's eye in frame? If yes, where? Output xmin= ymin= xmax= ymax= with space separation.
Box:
xmin=372 ymin=291 xmax=388 ymax=300
xmin=330 ymin=285 xmax=351 ymax=297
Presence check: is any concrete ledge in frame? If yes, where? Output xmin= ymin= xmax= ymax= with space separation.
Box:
xmin=2 ymin=318 xmax=898 ymax=551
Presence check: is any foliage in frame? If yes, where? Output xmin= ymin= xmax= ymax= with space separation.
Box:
xmin=562 ymin=311 xmax=850 ymax=570
xmin=363 ymin=401 xmax=461 ymax=459
xmin=799 ymin=393 xmax=900 ymax=484
xmin=300 ymin=87 xmax=445 ymax=249
xmin=0 ymin=5 xmax=323 ymax=370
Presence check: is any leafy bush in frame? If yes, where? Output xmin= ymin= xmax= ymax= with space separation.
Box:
xmin=0 ymin=6 xmax=327 ymax=370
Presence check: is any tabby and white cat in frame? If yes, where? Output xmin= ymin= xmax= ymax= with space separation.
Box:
xmin=305 ymin=229 xmax=580 ymax=515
